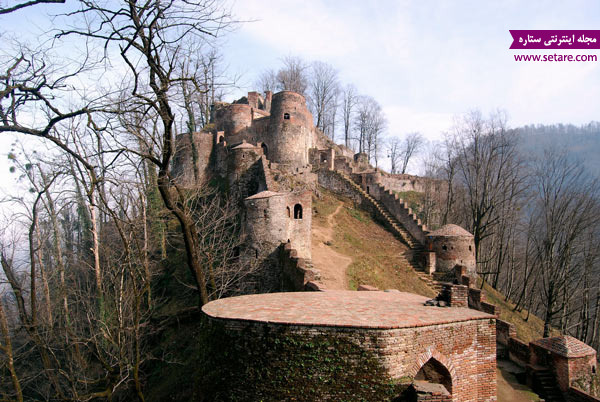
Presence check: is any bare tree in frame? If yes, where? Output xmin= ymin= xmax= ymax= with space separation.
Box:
xmin=307 ymin=61 xmax=340 ymax=137
xmin=449 ymin=110 xmax=526 ymax=277
xmin=386 ymin=136 xmax=402 ymax=174
xmin=275 ymin=55 xmax=308 ymax=95
xmin=528 ymin=150 xmax=600 ymax=337
xmin=54 ymin=0 xmax=236 ymax=306
xmin=0 ymin=0 xmax=64 ymax=14
xmin=341 ymin=84 xmax=357 ymax=149
xmin=354 ymin=95 xmax=386 ymax=165
xmin=398 ymin=132 xmax=424 ymax=174
xmin=256 ymin=68 xmax=278 ymax=93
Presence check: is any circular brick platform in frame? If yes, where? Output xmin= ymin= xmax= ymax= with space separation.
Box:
xmin=202 ymin=290 xmax=491 ymax=329
xmin=202 ymin=291 xmax=497 ymax=402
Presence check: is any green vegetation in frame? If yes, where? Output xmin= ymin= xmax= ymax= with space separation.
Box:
xmin=197 ymin=320 xmax=409 ymax=401
xmin=480 ymin=281 xmax=559 ymax=343
xmin=313 ymin=189 xmax=436 ymax=297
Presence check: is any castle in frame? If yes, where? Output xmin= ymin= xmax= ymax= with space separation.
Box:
xmin=177 ymin=91 xmax=598 ymax=402
xmin=173 ymin=90 xmax=477 ymax=292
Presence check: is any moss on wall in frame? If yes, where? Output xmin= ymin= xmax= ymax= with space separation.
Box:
xmin=197 ymin=318 xmax=408 ymax=401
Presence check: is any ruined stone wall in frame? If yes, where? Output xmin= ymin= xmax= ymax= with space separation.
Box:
xmin=317 ymin=169 xmax=363 ymax=204
xmin=204 ymin=317 xmax=497 ymax=402
xmin=568 ymin=387 xmax=600 ymax=402
xmin=172 ymin=131 xmax=214 ymax=186
xmin=227 ymin=145 xmax=262 ymax=198
xmin=243 ymin=193 xmax=288 ymax=292
xmin=380 ymin=174 xmax=445 ymax=194
xmin=569 ymin=355 xmax=597 ymax=389
xmin=214 ymin=103 xmax=253 ymax=136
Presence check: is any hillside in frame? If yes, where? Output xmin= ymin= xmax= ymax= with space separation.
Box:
xmin=311 ymin=188 xmax=436 ymax=297
xmin=311 ymin=187 xmax=550 ymax=401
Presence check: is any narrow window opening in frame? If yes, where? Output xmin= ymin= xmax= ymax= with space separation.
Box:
xmin=284 ymin=112 xmax=290 ymax=120
xmin=255 ymin=249 xmax=259 ymax=258
xmin=261 ymin=143 xmax=268 ymax=159
xmin=593 ymin=366 xmax=596 ymax=374
xmin=263 ymin=209 xmax=268 ymax=219
xmin=294 ymin=204 xmax=303 ymax=219
xmin=286 ymin=206 xmax=291 ymax=217
xmin=469 ymin=245 xmax=472 ymax=251
xmin=366 ymin=186 xmax=370 ymax=194
xmin=442 ymin=245 xmax=448 ymax=251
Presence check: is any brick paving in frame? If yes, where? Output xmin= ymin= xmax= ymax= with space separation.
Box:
xmin=202 ymin=290 xmax=493 ymax=329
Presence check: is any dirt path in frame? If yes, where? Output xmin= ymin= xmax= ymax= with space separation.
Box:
xmin=496 ymin=367 xmax=540 ymax=402
xmin=311 ymin=203 xmax=353 ymax=289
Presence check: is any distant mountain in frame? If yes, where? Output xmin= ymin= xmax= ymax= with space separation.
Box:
xmin=514 ymin=122 xmax=600 ymax=177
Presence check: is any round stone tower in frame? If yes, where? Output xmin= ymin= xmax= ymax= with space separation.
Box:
xmin=426 ymin=224 xmax=476 ymax=278
xmin=227 ymin=141 xmax=260 ymax=196
xmin=215 ymin=103 xmax=253 ymax=136
xmin=267 ymin=91 xmax=314 ymax=166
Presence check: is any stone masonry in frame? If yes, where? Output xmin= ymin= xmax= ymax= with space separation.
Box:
xmin=203 ymin=291 xmax=497 ymax=402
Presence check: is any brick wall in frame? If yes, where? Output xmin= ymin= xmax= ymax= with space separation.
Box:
xmin=439 ymin=283 xmax=468 ymax=307
xmin=496 ymin=319 xmax=517 ymax=347
xmin=205 ymin=316 xmax=497 ymax=402
xmin=508 ymin=337 xmax=529 ymax=366
xmin=568 ymin=387 xmax=600 ymax=402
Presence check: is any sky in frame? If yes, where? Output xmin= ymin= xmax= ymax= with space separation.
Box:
xmin=219 ymin=0 xmax=600 ymax=144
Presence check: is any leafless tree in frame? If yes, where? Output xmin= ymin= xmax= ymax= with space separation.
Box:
xmin=386 ymin=136 xmax=402 ymax=174
xmin=528 ymin=150 xmax=600 ymax=337
xmin=354 ymin=95 xmax=386 ymax=165
xmin=256 ymin=68 xmax=278 ymax=93
xmin=449 ymin=110 xmax=526 ymax=278
xmin=307 ymin=61 xmax=340 ymax=137
xmin=341 ymin=84 xmax=358 ymax=149
xmin=275 ymin=55 xmax=309 ymax=95
xmin=52 ymin=0 xmax=236 ymax=306
xmin=398 ymin=132 xmax=425 ymax=174
xmin=0 ymin=0 xmax=64 ymax=14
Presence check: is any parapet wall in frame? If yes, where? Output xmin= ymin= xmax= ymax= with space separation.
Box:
xmin=377 ymin=184 xmax=428 ymax=245
xmin=280 ymin=243 xmax=320 ymax=291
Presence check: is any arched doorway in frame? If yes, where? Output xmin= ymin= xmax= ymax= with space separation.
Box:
xmin=415 ymin=357 xmax=452 ymax=394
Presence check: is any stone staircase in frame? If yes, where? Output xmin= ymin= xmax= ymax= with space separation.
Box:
xmin=534 ymin=369 xmax=564 ymax=402
xmin=332 ymin=170 xmax=441 ymax=293
xmin=334 ymin=171 xmax=419 ymax=247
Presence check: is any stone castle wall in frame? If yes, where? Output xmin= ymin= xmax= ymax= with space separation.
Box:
xmin=172 ymin=132 xmax=214 ymax=186
xmin=204 ymin=316 xmax=497 ymax=402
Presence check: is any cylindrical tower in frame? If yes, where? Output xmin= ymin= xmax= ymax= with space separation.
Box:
xmin=426 ymin=224 xmax=476 ymax=278
xmin=214 ymin=103 xmax=253 ymax=136
xmin=243 ymin=191 xmax=288 ymax=291
xmin=227 ymin=142 xmax=260 ymax=196
xmin=266 ymin=91 xmax=314 ymax=166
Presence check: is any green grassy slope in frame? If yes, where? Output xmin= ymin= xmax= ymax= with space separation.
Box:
xmin=313 ymin=189 xmax=436 ymax=298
